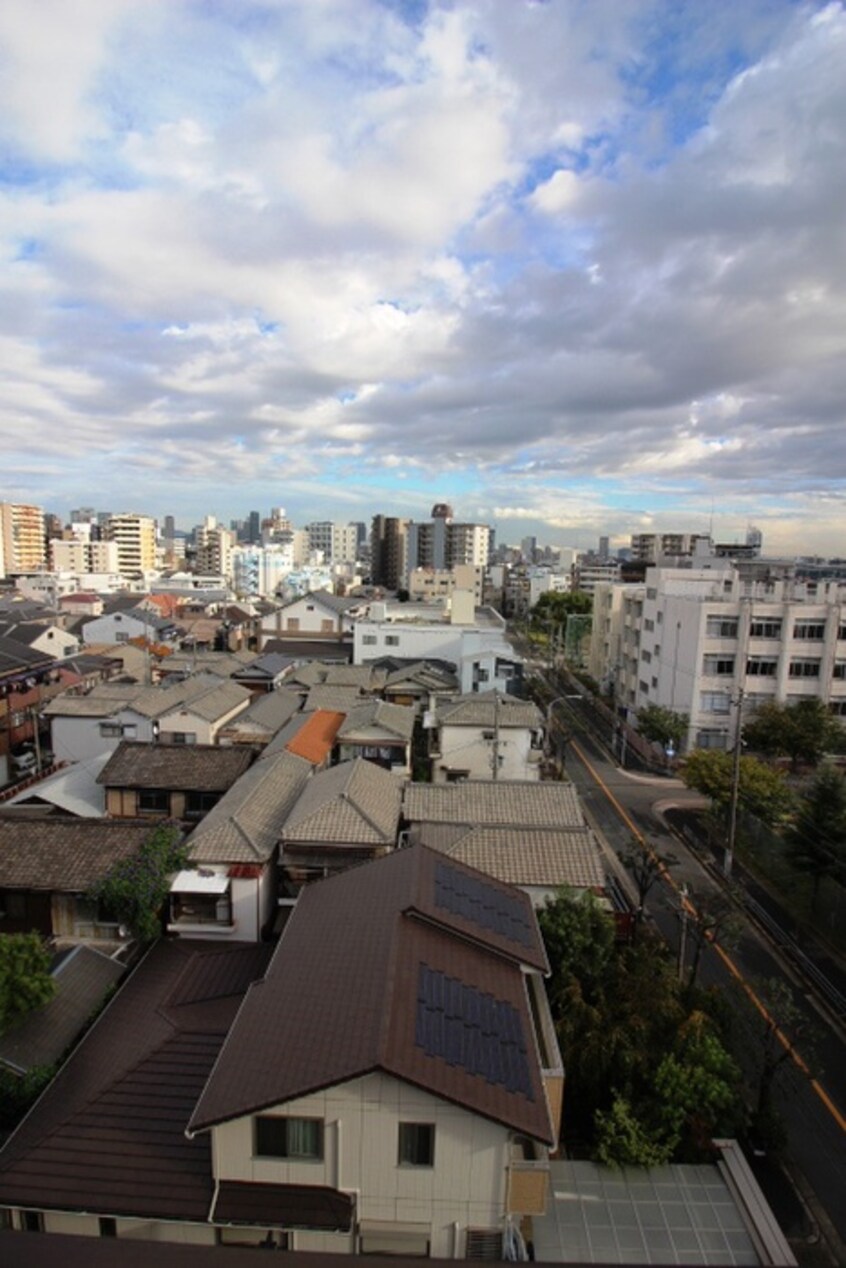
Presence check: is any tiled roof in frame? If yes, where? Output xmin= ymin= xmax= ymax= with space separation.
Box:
xmin=232 ymin=652 xmax=295 ymax=680
xmin=280 ymin=589 xmax=360 ymax=615
xmin=43 ymin=682 xmax=144 ymax=718
xmin=410 ymin=824 xmax=606 ymax=889
xmin=382 ymin=658 xmax=461 ymax=692
xmin=303 ymin=684 xmax=366 ymax=712
xmin=166 ymin=679 xmax=251 ymax=723
xmin=282 ymin=757 xmax=402 ymax=845
xmin=404 ymin=780 xmax=584 ymax=829
xmin=285 ymin=710 xmax=345 ymax=765
xmin=0 ymin=946 xmax=125 ymax=1075
xmin=222 ymin=689 xmax=300 ymax=736
xmin=0 ymin=939 xmax=272 ymax=1222
xmin=337 ymin=700 xmax=415 ymax=742
xmin=97 ymin=741 xmax=254 ymax=791
xmin=0 ymin=819 xmax=163 ymax=890
xmin=189 ymin=845 xmax=552 ymax=1142
xmin=186 ymin=750 xmax=312 ymax=863
xmin=0 ymin=634 xmax=55 ymax=679
xmin=322 ymin=664 xmax=380 ymax=689
xmin=437 ymin=693 xmax=542 ymax=729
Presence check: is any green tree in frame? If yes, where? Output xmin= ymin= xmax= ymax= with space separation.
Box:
xmin=635 ymin=705 xmax=689 ymax=752
xmin=743 ymin=699 xmax=845 ymax=772
xmin=653 ymin=1013 xmax=743 ymax=1156
xmin=681 ymin=748 xmax=794 ymax=827
xmin=88 ymin=823 xmax=188 ymax=943
xmin=784 ymin=762 xmax=846 ymax=913
xmin=530 ymin=590 xmax=593 ymax=629
xmin=0 ymin=933 xmax=55 ymax=1034
xmin=594 ymin=1095 xmax=672 ymax=1167
xmin=537 ymin=889 xmax=615 ymax=1011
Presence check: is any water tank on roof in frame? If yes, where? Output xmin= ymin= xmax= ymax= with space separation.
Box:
xmin=431 ymin=503 xmax=453 ymax=520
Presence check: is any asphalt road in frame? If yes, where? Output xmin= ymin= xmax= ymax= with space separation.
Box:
xmin=547 ymin=691 xmax=846 ymax=1258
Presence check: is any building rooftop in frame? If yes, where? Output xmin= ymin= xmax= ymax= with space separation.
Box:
xmin=188 ymin=844 xmax=552 ymax=1141
xmin=0 ymin=819 xmax=159 ymax=891
xmin=409 ymin=824 xmax=605 ymax=891
xmin=97 ymin=741 xmax=254 ymax=792
xmin=185 ymin=750 xmax=312 ymax=864
xmin=404 ymin=780 xmax=585 ymax=829
xmin=282 ymin=757 xmax=402 ymax=845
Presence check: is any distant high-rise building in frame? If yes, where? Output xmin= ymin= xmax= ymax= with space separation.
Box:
xmin=521 ymin=535 xmax=537 ymax=563
xmin=598 ymin=536 xmax=610 ymax=561
xmin=163 ymin=515 xmax=176 ymax=542
xmin=194 ymin=516 xmax=234 ymax=579
xmin=0 ymin=502 xmax=47 ymax=577
xmin=370 ymin=515 xmax=409 ymax=590
xmin=70 ymin=507 xmax=97 ymax=525
xmin=247 ymin=510 xmax=261 ymax=544
xmin=104 ymin=513 xmax=157 ymax=576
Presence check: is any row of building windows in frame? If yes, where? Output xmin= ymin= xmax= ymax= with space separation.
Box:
xmin=703 ymin=656 xmax=846 ymax=679
xmin=702 ymin=618 xmax=846 ymax=641
xmin=253 ymin=1116 xmax=434 ymax=1167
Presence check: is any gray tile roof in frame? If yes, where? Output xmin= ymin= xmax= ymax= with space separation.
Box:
xmin=410 ymin=824 xmax=606 ymax=890
xmin=0 ymin=819 xmax=160 ymax=890
xmin=303 ymin=684 xmax=366 ymax=712
xmin=97 ymin=741 xmax=254 ymax=792
xmin=42 ymin=683 xmax=143 ymax=718
xmin=280 ymin=589 xmax=360 ymax=615
xmin=186 ymin=750 xmax=313 ymax=863
xmin=337 ymin=700 xmax=415 ymax=742
xmin=282 ymin=758 xmax=402 ymax=845
xmin=437 ymin=692 xmax=542 ymax=729
xmin=164 ymin=679 xmax=251 ymax=723
xmin=222 ymin=689 xmax=301 ymax=736
xmin=403 ymin=780 xmax=585 ymax=829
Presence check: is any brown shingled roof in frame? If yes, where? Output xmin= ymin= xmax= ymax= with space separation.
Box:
xmin=189 ymin=845 xmax=552 ymax=1143
xmin=0 ymin=940 xmax=272 ymax=1222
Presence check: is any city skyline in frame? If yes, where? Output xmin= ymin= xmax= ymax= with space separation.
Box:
xmin=2 ymin=1 xmax=845 ymax=554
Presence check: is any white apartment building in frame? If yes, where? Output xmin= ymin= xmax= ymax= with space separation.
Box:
xmin=0 ymin=502 xmax=45 ymax=577
xmin=306 ymin=521 xmax=360 ymax=564
xmin=590 ymin=565 xmax=846 ymax=751
xmin=408 ymin=564 xmax=484 ymax=604
xmin=194 ymin=516 xmax=234 ymax=580
xmin=232 ymin=544 xmax=295 ymax=598
xmin=354 ymin=592 xmax=522 ymax=695
xmin=104 ymin=513 xmax=157 ymax=576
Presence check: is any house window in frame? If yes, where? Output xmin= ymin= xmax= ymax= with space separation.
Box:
xmin=168 ymin=732 xmax=197 ymax=745
xmin=0 ymin=891 xmax=27 ymax=921
xmin=696 ymin=729 xmax=728 ymax=750
xmin=789 ymin=659 xmax=821 ymax=678
xmin=286 ymin=618 xmax=300 ymax=632
xmin=385 ymin=635 xmax=400 ymax=647
xmin=750 ymin=619 xmax=782 ymax=639
xmin=99 ymin=1218 xmax=117 ymax=1238
xmin=705 ymin=616 xmax=739 ymax=638
xmin=254 ymin=1116 xmax=323 ymax=1161
xmin=138 ymin=789 xmax=170 ymax=814
xmin=22 ymin=1211 xmax=44 ymax=1232
xmin=793 ymin=621 xmax=825 ymax=640
xmin=832 ymin=661 xmax=846 ymax=680
xmin=829 ymin=701 xmax=846 ymax=716
xmin=100 ymin=722 xmax=124 ymax=737
xmin=700 ymin=692 xmax=730 ymax=714
xmin=363 ymin=635 xmax=377 ymax=646
xmin=398 ymin=1122 xmax=435 ymax=1167
xmin=185 ymin=790 xmax=220 ymax=819
xmin=702 ymin=655 xmax=735 ymax=676
xmin=746 ymin=657 xmax=778 ymax=677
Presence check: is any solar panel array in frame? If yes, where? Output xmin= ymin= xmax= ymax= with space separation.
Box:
xmin=433 ymin=860 xmax=534 ymax=948
xmin=415 ymin=963 xmax=534 ymax=1099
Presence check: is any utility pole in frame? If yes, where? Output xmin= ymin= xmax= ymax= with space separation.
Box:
xmin=491 ymin=691 xmax=501 ymax=781
xmin=724 ymin=688 xmax=744 ymax=878
xmin=677 ymin=883 xmax=689 ymax=983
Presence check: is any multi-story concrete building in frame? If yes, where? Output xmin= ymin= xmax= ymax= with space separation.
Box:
xmin=232 ymin=545 xmax=294 ymax=598
xmin=306 ymin=521 xmax=361 ymax=564
xmin=370 ymin=515 xmax=409 ymax=590
xmin=194 ymin=516 xmax=234 ymax=580
xmin=0 ymin=502 xmax=46 ymax=577
xmin=104 ymin=513 xmax=157 ymax=576
xmin=50 ymin=537 xmax=120 ymax=574
xmin=590 ymin=563 xmax=846 ymax=751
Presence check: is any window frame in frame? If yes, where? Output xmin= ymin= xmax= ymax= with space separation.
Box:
xmin=398 ymin=1121 xmax=435 ymax=1168
xmin=254 ymin=1115 xmax=324 ymax=1162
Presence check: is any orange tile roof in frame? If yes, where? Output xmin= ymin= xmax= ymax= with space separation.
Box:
xmin=285 ymin=710 xmax=345 ymax=765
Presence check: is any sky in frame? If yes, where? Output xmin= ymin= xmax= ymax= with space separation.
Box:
xmin=1 ymin=0 xmax=845 ymax=556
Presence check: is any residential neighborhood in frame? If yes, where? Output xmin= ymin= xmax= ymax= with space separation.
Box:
xmin=0 ymin=503 xmax=842 ymax=1266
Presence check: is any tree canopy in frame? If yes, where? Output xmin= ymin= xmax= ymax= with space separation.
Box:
xmin=784 ymin=762 xmax=846 ymax=911
xmin=742 ymin=698 xmax=845 ymax=771
xmin=530 ymin=590 xmax=593 ymax=629
xmin=681 ymin=748 xmax=794 ymax=826
xmin=635 ymin=705 xmax=689 ymax=752
xmin=88 ymin=823 xmax=188 ymax=942
xmin=0 ymin=933 xmax=55 ymax=1035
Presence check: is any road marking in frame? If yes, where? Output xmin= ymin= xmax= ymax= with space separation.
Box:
xmin=570 ymin=738 xmax=846 ymax=1135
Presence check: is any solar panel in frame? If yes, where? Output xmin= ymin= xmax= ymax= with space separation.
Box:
xmin=415 ymin=963 xmax=534 ymax=1100
xmin=433 ymin=861 xmax=534 ymax=948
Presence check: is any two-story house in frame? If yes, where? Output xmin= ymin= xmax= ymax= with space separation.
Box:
xmin=429 ymin=693 xmax=544 ymax=783
xmin=97 ymin=741 xmax=254 ymax=822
